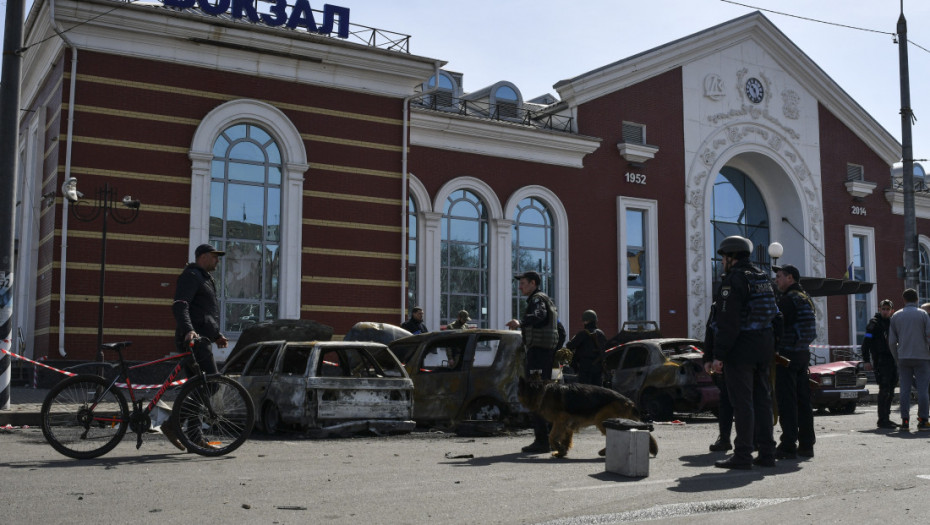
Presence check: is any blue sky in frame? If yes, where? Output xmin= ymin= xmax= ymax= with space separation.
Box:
xmin=3 ymin=0 xmax=930 ymax=158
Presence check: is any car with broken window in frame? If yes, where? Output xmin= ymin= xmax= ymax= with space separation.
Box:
xmin=602 ymin=338 xmax=719 ymax=421
xmin=387 ymin=329 xmax=529 ymax=433
xmin=221 ymin=340 xmax=415 ymax=436
xmin=808 ymin=360 xmax=869 ymax=414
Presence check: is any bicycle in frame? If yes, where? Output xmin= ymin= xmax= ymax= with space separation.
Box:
xmin=41 ymin=339 xmax=254 ymax=459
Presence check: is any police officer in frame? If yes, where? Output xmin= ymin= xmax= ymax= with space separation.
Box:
xmin=773 ymin=264 xmax=817 ymax=458
xmin=710 ymin=236 xmax=779 ymax=469
xmin=565 ymin=310 xmax=607 ymax=386
xmin=507 ymin=270 xmax=560 ymax=453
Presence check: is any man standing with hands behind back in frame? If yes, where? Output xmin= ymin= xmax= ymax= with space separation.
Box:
xmin=507 ymin=271 xmax=560 ymax=453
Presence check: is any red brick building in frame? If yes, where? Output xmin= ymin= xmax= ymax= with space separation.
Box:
xmin=12 ymin=1 xmax=922 ymax=363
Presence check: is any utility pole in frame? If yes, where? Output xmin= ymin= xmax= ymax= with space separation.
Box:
xmin=0 ymin=0 xmax=25 ymax=410
xmin=898 ymin=6 xmax=918 ymax=290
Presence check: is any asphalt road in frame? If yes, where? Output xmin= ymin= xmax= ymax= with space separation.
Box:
xmin=2 ymin=406 xmax=928 ymax=524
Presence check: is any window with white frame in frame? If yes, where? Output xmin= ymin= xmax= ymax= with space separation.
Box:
xmin=511 ymin=197 xmax=555 ymax=320
xmin=919 ymin=239 xmax=930 ymax=305
xmin=441 ymin=190 xmax=489 ymax=328
xmin=210 ymin=123 xmax=282 ymax=335
xmin=407 ymin=196 xmax=419 ymax=311
xmin=847 ymin=225 xmax=875 ymax=347
xmin=617 ymin=197 xmax=659 ymax=323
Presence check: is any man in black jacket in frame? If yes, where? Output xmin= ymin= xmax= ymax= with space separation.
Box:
xmin=565 ymin=310 xmax=607 ymax=386
xmin=772 ymin=264 xmax=817 ymax=458
xmin=507 ymin=271 xmax=560 ymax=453
xmin=401 ymin=306 xmax=428 ymax=334
xmin=164 ymin=243 xmax=228 ymax=451
xmin=862 ymin=299 xmax=898 ymax=429
xmin=710 ymin=236 xmax=779 ymax=470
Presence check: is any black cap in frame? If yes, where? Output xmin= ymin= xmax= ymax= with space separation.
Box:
xmin=514 ymin=271 xmax=541 ymax=285
xmin=773 ymin=264 xmax=800 ymax=281
xmin=195 ymin=243 xmax=225 ymax=258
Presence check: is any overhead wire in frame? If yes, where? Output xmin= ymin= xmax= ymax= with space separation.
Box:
xmin=720 ymin=0 xmax=930 ymax=53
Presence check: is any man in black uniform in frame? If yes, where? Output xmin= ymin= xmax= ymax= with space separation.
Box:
xmin=772 ymin=264 xmax=817 ymax=459
xmin=401 ymin=306 xmax=429 ymax=334
xmin=507 ymin=271 xmax=560 ymax=453
xmin=565 ymin=310 xmax=607 ymax=386
xmin=862 ymin=299 xmax=899 ymax=429
xmin=710 ymin=236 xmax=779 ymax=469
xmin=165 ymin=243 xmax=229 ymax=451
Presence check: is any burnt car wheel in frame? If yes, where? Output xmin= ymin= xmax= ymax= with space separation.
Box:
xmin=262 ymin=402 xmax=282 ymax=435
xmin=641 ymin=390 xmax=674 ymax=422
xmin=829 ymin=402 xmax=857 ymax=415
xmin=463 ymin=399 xmax=506 ymax=421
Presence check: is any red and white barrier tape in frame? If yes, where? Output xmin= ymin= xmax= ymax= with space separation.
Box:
xmin=1 ymin=348 xmax=187 ymax=389
xmin=810 ymin=344 xmax=860 ymax=349
xmin=1 ymin=348 xmax=76 ymax=378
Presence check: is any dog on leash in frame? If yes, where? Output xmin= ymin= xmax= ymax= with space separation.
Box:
xmin=517 ymin=375 xmax=659 ymax=458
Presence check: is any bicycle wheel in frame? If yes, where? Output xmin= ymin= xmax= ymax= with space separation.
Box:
xmin=173 ymin=375 xmax=254 ymax=457
xmin=41 ymin=374 xmax=129 ymax=459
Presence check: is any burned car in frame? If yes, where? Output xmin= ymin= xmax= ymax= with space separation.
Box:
xmin=603 ymin=338 xmax=718 ymax=421
xmin=388 ymin=329 xmax=528 ymax=432
xmin=808 ymin=360 xmax=869 ymax=414
xmin=222 ymin=340 xmax=415 ymax=436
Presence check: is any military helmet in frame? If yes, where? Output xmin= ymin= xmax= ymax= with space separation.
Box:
xmin=716 ymin=235 xmax=753 ymax=257
xmin=582 ymin=310 xmax=598 ymax=323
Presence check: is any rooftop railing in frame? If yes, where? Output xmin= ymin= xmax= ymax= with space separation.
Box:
xmin=411 ymin=95 xmax=574 ymax=134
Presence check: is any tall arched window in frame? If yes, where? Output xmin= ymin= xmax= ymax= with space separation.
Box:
xmin=711 ymin=167 xmax=770 ymax=285
xmin=407 ymin=196 xmax=419 ymax=311
xmin=511 ymin=197 xmax=554 ymax=319
xmin=210 ymin=123 xmax=282 ymax=334
xmin=441 ymin=190 xmax=489 ymax=328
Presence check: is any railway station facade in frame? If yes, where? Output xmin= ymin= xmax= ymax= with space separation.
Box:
xmin=12 ymin=0 xmax=925 ymax=361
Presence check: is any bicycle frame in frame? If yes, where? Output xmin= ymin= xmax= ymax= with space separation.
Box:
xmin=87 ymin=344 xmax=198 ymax=436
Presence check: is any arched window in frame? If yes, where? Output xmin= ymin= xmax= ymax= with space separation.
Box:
xmin=511 ymin=197 xmax=554 ymax=319
xmin=711 ymin=167 xmax=770 ymax=285
xmin=491 ymin=84 xmax=520 ymax=119
xmin=210 ymin=123 xmax=282 ymax=334
xmin=441 ymin=190 xmax=489 ymax=328
xmin=407 ymin=196 xmax=419 ymax=311
xmin=425 ymin=72 xmax=457 ymax=109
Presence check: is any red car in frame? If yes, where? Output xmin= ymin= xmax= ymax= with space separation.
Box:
xmin=808 ymin=360 xmax=869 ymax=414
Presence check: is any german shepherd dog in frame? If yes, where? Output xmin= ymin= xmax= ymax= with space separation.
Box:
xmin=518 ymin=376 xmax=659 ymax=458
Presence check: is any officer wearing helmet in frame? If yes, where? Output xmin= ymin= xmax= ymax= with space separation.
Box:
xmin=565 ymin=309 xmax=608 ymax=386
xmin=708 ymin=235 xmax=779 ymax=469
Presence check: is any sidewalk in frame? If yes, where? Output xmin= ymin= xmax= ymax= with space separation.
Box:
xmin=1 ymin=386 xmax=50 ymax=427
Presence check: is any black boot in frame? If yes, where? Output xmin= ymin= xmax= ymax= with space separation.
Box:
xmin=709 ymin=436 xmax=732 ymax=452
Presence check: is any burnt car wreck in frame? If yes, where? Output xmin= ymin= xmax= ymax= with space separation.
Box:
xmin=222 ymin=340 xmax=415 ymax=437
xmin=388 ymin=329 xmax=530 ymax=434
xmin=603 ymin=338 xmax=719 ymax=421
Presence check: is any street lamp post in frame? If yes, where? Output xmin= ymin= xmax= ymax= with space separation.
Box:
xmin=768 ymin=241 xmax=784 ymax=275
xmin=61 ymin=178 xmax=140 ymax=363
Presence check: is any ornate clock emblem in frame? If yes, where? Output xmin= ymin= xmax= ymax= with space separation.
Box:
xmin=745 ymin=77 xmax=764 ymax=104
